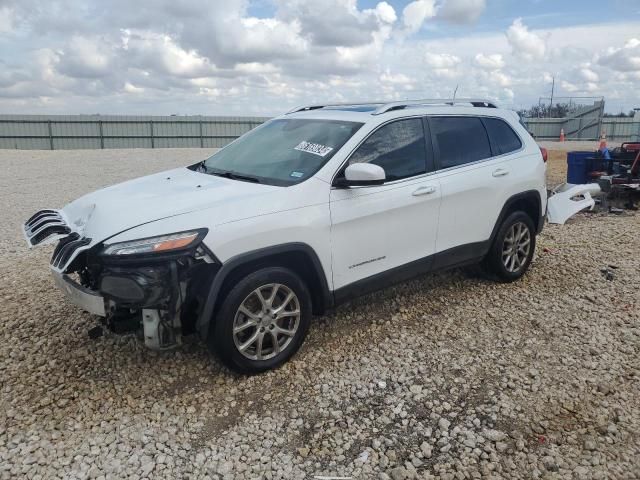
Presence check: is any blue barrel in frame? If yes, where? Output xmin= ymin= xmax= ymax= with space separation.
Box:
xmin=567 ymin=151 xmax=594 ymax=184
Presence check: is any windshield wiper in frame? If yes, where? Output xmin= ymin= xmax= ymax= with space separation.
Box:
xmin=205 ymin=167 xmax=261 ymax=184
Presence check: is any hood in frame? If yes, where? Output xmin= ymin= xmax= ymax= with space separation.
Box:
xmin=62 ymin=167 xmax=281 ymax=242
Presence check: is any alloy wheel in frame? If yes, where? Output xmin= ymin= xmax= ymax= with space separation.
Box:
xmin=501 ymin=221 xmax=531 ymax=273
xmin=232 ymin=283 xmax=301 ymax=361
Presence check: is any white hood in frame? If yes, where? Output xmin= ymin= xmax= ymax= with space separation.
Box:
xmin=62 ymin=167 xmax=282 ymax=242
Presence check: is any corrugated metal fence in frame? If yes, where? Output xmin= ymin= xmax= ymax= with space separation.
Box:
xmin=0 ymin=115 xmax=270 ymax=150
xmin=2 ymin=113 xmax=638 ymax=149
xmin=523 ymin=117 xmax=640 ymax=141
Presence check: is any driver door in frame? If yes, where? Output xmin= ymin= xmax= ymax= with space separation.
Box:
xmin=329 ymin=117 xmax=442 ymax=294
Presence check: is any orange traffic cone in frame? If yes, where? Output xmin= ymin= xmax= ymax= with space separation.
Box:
xmin=559 ymin=128 xmax=565 ymax=142
xmin=599 ymin=131 xmax=607 ymax=150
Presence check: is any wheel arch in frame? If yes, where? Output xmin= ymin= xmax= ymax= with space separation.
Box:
xmin=196 ymin=242 xmax=332 ymax=339
xmin=490 ymin=190 xmax=544 ymax=246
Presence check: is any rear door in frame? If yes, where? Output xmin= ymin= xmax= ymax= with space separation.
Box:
xmin=428 ymin=115 xmax=522 ymax=266
xmin=329 ymin=117 xmax=441 ymax=291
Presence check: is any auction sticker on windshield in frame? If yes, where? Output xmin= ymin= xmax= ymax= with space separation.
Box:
xmin=294 ymin=141 xmax=333 ymax=157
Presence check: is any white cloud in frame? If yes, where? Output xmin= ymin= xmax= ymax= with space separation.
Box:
xmin=503 ymin=88 xmax=515 ymax=101
xmin=423 ymin=52 xmax=461 ymax=78
xmin=506 ymin=18 xmax=546 ymax=61
xmin=437 ymin=0 xmax=486 ymax=25
xmin=579 ymin=67 xmax=599 ymax=83
xmin=275 ymin=0 xmax=394 ymax=48
xmin=380 ymin=69 xmax=413 ymax=86
xmin=560 ymin=80 xmax=578 ymax=93
xmin=424 ymin=52 xmax=461 ymax=69
xmin=402 ymin=0 xmax=436 ymax=34
xmin=474 ymin=53 xmax=505 ymax=70
xmin=124 ymin=31 xmax=216 ymax=78
xmin=57 ymin=36 xmax=116 ymax=79
xmin=490 ymin=71 xmax=511 ymax=87
xmin=371 ymin=2 xmax=397 ymax=24
xmin=232 ymin=17 xmax=307 ymax=60
xmin=597 ymin=38 xmax=640 ymax=72
xmin=234 ymin=62 xmax=279 ymax=75
xmin=585 ymin=82 xmax=598 ymax=92
xmin=0 ymin=6 xmax=16 ymax=34
xmin=401 ymin=0 xmax=485 ymax=34
xmin=0 ymin=0 xmax=639 ymax=115
xmin=123 ymin=82 xmax=144 ymax=94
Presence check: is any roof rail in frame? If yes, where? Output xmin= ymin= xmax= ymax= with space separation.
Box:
xmin=286 ymin=101 xmax=384 ymax=114
xmin=286 ymin=98 xmax=498 ymax=115
xmin=372 ymin=98 xmax=498 ymax=115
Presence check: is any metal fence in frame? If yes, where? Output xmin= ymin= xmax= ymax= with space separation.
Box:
xmin=3 ymin=113 xmax=639 ymax=150
xmin=0 ymin=115 xmax=270 ymax=150
xmin=523 ymin=117 xmax=640 ymax=142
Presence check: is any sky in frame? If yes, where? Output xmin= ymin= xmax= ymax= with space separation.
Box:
xmin=0 ymin=0 xmax=639 ymax=115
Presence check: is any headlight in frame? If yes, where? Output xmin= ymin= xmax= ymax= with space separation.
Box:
xmin=102 ymin=230 xmax=206 ymax=256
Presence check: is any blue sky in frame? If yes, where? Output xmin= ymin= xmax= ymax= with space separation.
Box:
xmin=246 ymin=0 xmax=640 ymax=33
xmin=1 ymin=0 xmax=639 ymax=114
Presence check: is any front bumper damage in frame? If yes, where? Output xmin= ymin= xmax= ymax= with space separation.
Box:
xmin=24 ymin=209 xmax=219 ymax=349
xmin=51 ymin=271 xmax=106 ymax=316
xmin=547 ymin=183 xmax=601 ymax=225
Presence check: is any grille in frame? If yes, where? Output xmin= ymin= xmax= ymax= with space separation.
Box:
xmin=24 ymin=209 xmax=71 ymax=246
xmin=24 ymin=208 xmax=93 ymax=271
xmin=50 ymin=235 xmax=92 ymax=269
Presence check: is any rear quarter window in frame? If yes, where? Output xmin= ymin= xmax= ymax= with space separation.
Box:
xmin=483 ymin=117 xmax=522 ymax=155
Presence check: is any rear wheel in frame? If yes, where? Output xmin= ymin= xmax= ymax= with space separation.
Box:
xmin=483 ymin=211 xmax=536 ymax=282
xmin=208 ymin=267 xmax=312 ymax=374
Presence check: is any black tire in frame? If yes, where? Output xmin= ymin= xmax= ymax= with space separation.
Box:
xmin=483 ymin=211 xmax=536 ymax=282
xmin=208 ymin=267 xmax=312 ymax=374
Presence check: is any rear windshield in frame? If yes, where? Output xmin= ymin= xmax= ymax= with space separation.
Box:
xmin=203 ymin=119 xmax=363 ymax=186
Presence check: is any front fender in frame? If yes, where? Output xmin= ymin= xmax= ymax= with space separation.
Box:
xmin=196 ymin=243 xmax=333 ymax=340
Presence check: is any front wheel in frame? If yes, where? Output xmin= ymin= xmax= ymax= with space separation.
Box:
xmin=483 ymin=211 xmax=536 ymax=282
xmin=208 ymin=267 xmax=312 ymax=374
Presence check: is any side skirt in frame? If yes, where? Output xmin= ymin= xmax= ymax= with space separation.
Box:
xmin=333 ymin=241 xmax=489 ymax=307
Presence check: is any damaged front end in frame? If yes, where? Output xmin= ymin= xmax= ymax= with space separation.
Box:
xmin=24 ymin=209 xmax=218 ymax=350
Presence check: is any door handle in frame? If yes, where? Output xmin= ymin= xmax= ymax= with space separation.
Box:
xmin=412 ymin=185 xmax=436 ymax=196
xmin=492 ymin=168 xmax=509 ymax=177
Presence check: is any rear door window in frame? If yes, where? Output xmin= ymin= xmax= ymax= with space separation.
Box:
xmin=430 ymin=117 xmax=492 ymax=169
xmin=483 ymin=117 xmax=522 ymax=155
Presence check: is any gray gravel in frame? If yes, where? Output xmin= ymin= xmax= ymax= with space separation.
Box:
xmin=537 ymin=141 xmax=621 ymax=152
xmin=1 ymin=148 xmax=639 ymax=479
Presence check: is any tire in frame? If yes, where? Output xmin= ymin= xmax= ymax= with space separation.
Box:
xmin=208 ymin=267 xmax=312 ymax=374
xmin=483 ymin=211 xmax=536 ymax=282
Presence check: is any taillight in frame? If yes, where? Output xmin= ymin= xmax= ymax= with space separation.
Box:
xmin=539 ymin=147 xmax=548 ymax=163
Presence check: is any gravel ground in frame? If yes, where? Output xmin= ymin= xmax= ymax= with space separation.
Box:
xmin=1 ymin=148 xmax=639 ymax=480
xmin=537 ymin=141 xmax=621 ymax=153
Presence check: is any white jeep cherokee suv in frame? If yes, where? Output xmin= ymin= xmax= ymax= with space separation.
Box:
xmin=24 ymin=99 xmax=547 ymax=373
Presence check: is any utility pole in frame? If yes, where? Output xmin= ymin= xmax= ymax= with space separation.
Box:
xmin=549 ymin=76 xmax=555 ymax=118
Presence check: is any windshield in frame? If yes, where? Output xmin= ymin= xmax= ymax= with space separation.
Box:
xmin=202 ymin=118 xmax=363 ymax=186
